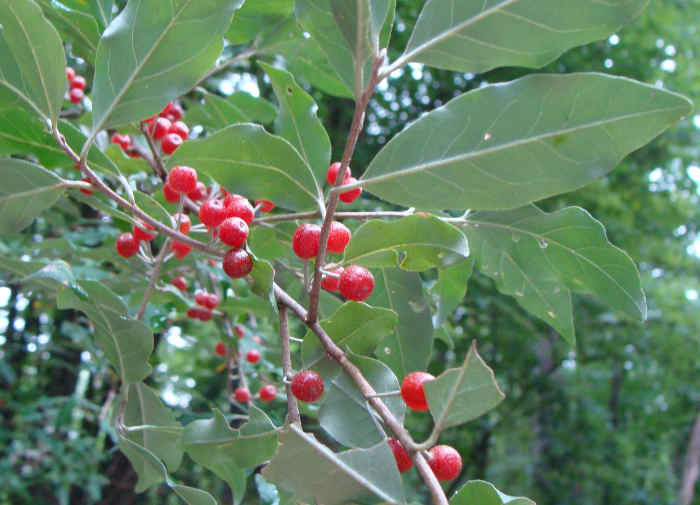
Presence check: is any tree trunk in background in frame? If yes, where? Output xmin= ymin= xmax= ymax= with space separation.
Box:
xmin=680 ymin=412 xmax=700 ymax=505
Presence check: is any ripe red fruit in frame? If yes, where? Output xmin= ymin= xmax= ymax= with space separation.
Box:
xmin=69 ymin=88 xmax=84 ymax=104
xmin=219 ymin=217 xmax=249 ymax=247
xmin=259 ymin=385 xmax=276 ymax=402
xmin=149 ymin=117 xmax=172 ymax=140
xmin=234 ymin=325 xmax=244 ymax=338
xmin=187 ymin=181 xmax=207 ymax=201
xmin=132 ymin=221 xmax=156 ymax=242
xmin=246 ymin=349 xmax=261 ymax=364
xmin=186 ymin=307 xmax=200 ymax=319
xmin=171 ymin=276 xmax=187 ymax=291
xmin=224 ymin=193 xmax=245 ymax=207
xmin=339 ymin=265 xmax=374 ymax=301
xmin=321 ymin=267 xmax=343 ymax=291
xmin=388 ymin=439 xmax=413 ymax=473
xmin=223 ymin=248 xmax=253 ymax=278
xmin=326 ymin=162 xmax=351 ymax=186
xmin=225 ymin=197 xmax=254 ymax=225
xmin=194 ymin=291 xmax=210 ymax=307
xmin=111 ymin=133 xmax=131 ymax=150
xmin=79 ymin=177 xmax=93 ymax=195
xmin=327 ymin=221 xmax=351 ymax=254
xmin=234 ymin=387 xmax=250 ymax=403
xmin=70 ymin=75 xmax=86 ymax=90
xmin=171 ymin=241 xmax=192 ymax=259
xmin=174 ymin=213 xmax=191 ymax=234
xmin=255 ymin=200 xmax=275 ymax=213
xmin=163 ymin=183 xmax=180 ymax=203
xmin=198 ymin=308 xmax=212 ymax=322
xmin=116 ymin=232 xmax=139 ymax=258
xmin=66 ymin=67 xmax=75 ymax=82
xmin=427 ymin=445 xmax=462 ymax=481
xmin=161 ymin=133 xmax=183 ymax=155
xmin=400 ymin=371 xmax=435 ymax=411
xmin=291 ymin=370 xmax=324 ymax=402
xmin=215 ymin=342 xmax=227 ymax=356
xmin=167 ymin=166 xmax=197 ymax=194
xmin=168 ymin=121 xmax=189 ymax=140
xmin=292 ymin=223 xmax=321 ymax=259
xmin=206 ymin=293 xmax=219 ymax=309
xmin=199 ymin=199 xmax=227 ymax=227
xmin=339 ymin=177 xmax=362 ymax=203
xmin=161 ymin=102 xmax=183 ymax=122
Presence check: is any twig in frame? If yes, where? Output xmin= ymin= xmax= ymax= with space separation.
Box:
xmin=140 ymin=123 xmax=168 ymax=180
xmin=278 ymin=304 xmax=301 ymax=425
xmin=253 ymin=209 xmax=416 ymax=224
xmin=136 ymin=238 xmax=171 ymax=320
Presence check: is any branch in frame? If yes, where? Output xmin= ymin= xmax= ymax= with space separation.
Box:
xmin=136 ymin=238 xmax=171 ymax=321
xmin=681 ymin=410 xmax=700 ymax=505
xmin=278 ymin=304 xmax=301 ymax=425
xmin=253 ymin=209 xmax=416 ymax=224
xmin=139 ymin=123 xmax=168 ymax=180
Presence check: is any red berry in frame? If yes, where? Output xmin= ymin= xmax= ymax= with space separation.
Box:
xmin=186 ymin=307 xmax=200 ymax=319
xmin=171 ymin=276 xmax=187 ymax=291
xmin=171 ymin=241 xmax=192 ymax=259
xmin=219 ymin=217 xmax=249 ymax=247
xmin=149 ymin=117 xmax=172 ymax=140
xmin=173 ymin=213 xmax=191 ymax=234
xmin=259 ymin=385 xmax=276 ymax=402
xmin=321 ymin=267 xmax=343 ymax=291
xmin=199 ymin=199 xmax=227 ymax=227
xmin=195 ymin=291 xmax=210 ymax=307
xmin=70 ymin=75 xmax=86 ymax=90
xmin=66 ymin=67 xmax=75 ymax=82
xmin=327 ymin=221 xmax=351 ymax=254
xmin=187 ymin=181 xmax=207 ymax=201
xmin=163 ymin=183 xmax=180 ymax=203
xmin=339 ymin=177 xmax=362 ymax=203
xmin=234 ymin=387 xmax=250 ymax=403
xmin=326 ymin=162 xmax=351 ymax=186
xmin=168 ymin=121 xmax=189 ymax=140
xmin=252 ymin=335 xmax=263 ymax=345
xmin=116 ymin=232 xmax=139 ymax=258
xmin=222 ymin=248 xmax=253 ymax=279
xmin=339 ymin=265 xmax=374 ymax=301
xmin=388 ymin=439 xmax=413 ymax=473
xmin=225 ymin=197 xmax=254 ymax=225
xmin=234 ymin=325 xmax=244 ymax=338
xmin=127 ymin=149 xmax=141 ymax=158
xmin=198 ymin=308 xmax=212 ymax=322
xmin=161 ymin=102 xmax=183 ymax=122
xmin=255 ymin=200 xmax=275 ymax=213
xmin=400 ymin=371 xmax=435 ymax=411
xmin=111 ymin=133 xmax=131 ymax=150
xmin=132 ymin=221 xmax=156 ymax=242
xmin=69 ymin=88 xmax=84 ymax=104
xmin=427 ymin=445 xmax=462 ymax=481
xmin=167 ymin=166 xmax=197 ymax=194
xmin=291 ymin=370 xmax=324 ymax=403
xmin=224 ymin=193 xmax=246 ymax=207
xmin=205 ymin=293 xmax=219 ymax=310
xmin=246 ymin=349 xmax=260 ymax=364
xmin=161 ymin=133 xmax=183 ymax=155
xmin=79 ymin=177 xmax=93 ymax=195
xmin=215 ymin=342 xmax=227 ymax=356
xmin=292 ymin=223 xmax=321 ymax=259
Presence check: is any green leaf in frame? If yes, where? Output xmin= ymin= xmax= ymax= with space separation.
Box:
xmin=262 ymin=424 xmax=405 ymax=505
xmin=0 ymin=108 xmax=67 ymax=168
xmin=0 ymin=0 xmax=67 ymax=122
xmin=134 ymin=191 xmax=172 ymax=227
xmin=219 ymin=296 xmax=276 ymax=317
xmin=91 ymin=0 xmax=243 ymax=132
xmin=0 ymin=158 xmax=63 ymax=234
xmin=172 ymin=485 xmax=218 ymax=505
xmin=60 ymin=119 xmax=120 ymax=176
xmin=343 ymin=215 xmax=469 ymax=271
xmin=400 ymin=0 xmax=648 ymax=74
xmin=361 ymin=73 xmax=692 ymax=210
xmin=247 ymin=226 xmax=290 ymax=260
xmin=432 ymin=257 xmax=474 ymax=328
xmin=36 ymin=0 xmax=100 ymax=60
xmin=184 ymin=91 xmax=276 ymax=130
xmin=465 ymin=205 xmax=647 ymax=344
xmin=183 ymin=406 xmax=278 ymax=474
xmin=368 ymin=268 xmax=433 ymax=380
xmin=320 ymin=353 xmax=404 ymax=448
xmin=450 ymin=480 xmax=534 ymax=505
xmin=92 ymin=0 xmax=114 ymax=29
xmin=123 ymin=383 xmax=183 ymax=472
xmin=302 ymin=302 xmax=397 ymax=377
xmin=226 ymin=0 xmax=293 ymax=44
xmin=424 ymin=341 xmax=505 ymax=431
xmin=57 ymin=280 xmax=153 ymax=383
xmin=259 ymin=62 xmax=331 ymax=183
xmin=167 ymin=123 xmax=322 ymax=211
xmin=21 ymin=259 xmax=81 ymax=292
xmin=249 ymin=258 xmax=275 ymax=303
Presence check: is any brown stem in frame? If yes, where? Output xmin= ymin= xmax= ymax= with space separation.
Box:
xmin=140 ymin=123 xmax=168 ymax=180
xmin=278 ymin=304 xmax=301 ymax=425
xmin=136 ymin=238 xmax=171 ymax=321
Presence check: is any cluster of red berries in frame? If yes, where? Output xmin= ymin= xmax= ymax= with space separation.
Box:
xmin=65 ymin=67 xmax=86 ymax=104
xmin=144 ymin=102 xmax=188 ymax=155
xmin=235 ymin=368 xmax=324 ymax=405
xmin=185 ymin=290 xmax=219 ymax=322
xmin=327 ymin=162 xmax=362 ymax=203
xmin=233 ymin=384 xmax=277 ymax=403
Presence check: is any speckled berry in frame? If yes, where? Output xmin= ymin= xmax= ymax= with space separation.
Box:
xmin=400 ymin=371 xmax=435 ymax=411
xmin=246 ymin=349 xmax=260 ymax=364
xmin=427 ymin=445 xmax=462 ymax=481
xmin=222 ymin=248 xmax=253 ymax=279
xmin=388 ymin=439 xmax=413 ymax=473
xmin=167 ymin=166 xmax=197 ymax=194
xmin=199 ymin=199 xmax=227 ymax=228
xmin=259 ymin=385 xmax=276 ymax=402
xmin=291 ymin=370 xmax=324 ymax=402
xmin=116 ymin=232 xmax=139 ymax=258
xmin=219 ymin=217 xmax=249 ymax=247
xmin=327 ymin=221 xmax=351 ymax=254
xmin=339 ymin=265 xmax=374 ymax=301
xmin=321 ymin=267 xmax=343 ymax=291
xmin=292 ymin=223 xmax=321 ymax=259
xmin=234 ymin=387 xmax=250 ymax=403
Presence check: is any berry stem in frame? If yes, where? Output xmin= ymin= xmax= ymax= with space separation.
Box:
xmin=278 ymin=304 xmax=301 ymax=425
xmin=135 ymin=237 xmax=171 ymax=321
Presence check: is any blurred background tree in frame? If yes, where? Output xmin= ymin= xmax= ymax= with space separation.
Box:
xmin=1 ymin=1 xmax=698 ymax=504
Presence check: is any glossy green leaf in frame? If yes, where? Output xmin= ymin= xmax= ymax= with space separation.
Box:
xmin=249 ymin=258 xmax=275 ymax=305
xmin=21 ymin=259 xmax=81 ymax=293
xmin=260 ymin=62 xmax=330 ymax=182
xmin=361 ymin=73 xmax=692 ymax=210
xmin=262 ymin=424 xmax=405 ymax=505
xmin=123 ymin=382 xmax=183 ymax=472
xmin=134 ymin=191 xmax=172 ymax=228
xmin=0 ymin=158 xmax=63 ymax=234
xmin=432 ymin=257 xmax=474 ymax=328
xmin=368 ymin=268 xmax=433 ymax=379
xmin=184 ymin=91 xmax=276 ymax=130
xmin=302 ymin=302 xmax=397 ymax=377
xmin=450 ymin=480 xmax=534 ymax=505
xmin=219 ymin=296 xmax=276 ymax=317
xmin=92 ymin=0 xmax=114 ymax=29
xmin=343 ymin=215 xmax=469 ymax=271
xmin=0 ymin=0 xmax=66 ymax=122
xmin=167 ymin=123 xmax=322 ymax=211
xmin=226 ymin=0 xmax=293 ymax=44
xmin=400 ymin=0 xmax=648 ymax=74
xmin=320 ymin=353 xmax=404 ymax=448
xmin=247 ymin=226 xmax=290 ymax=260
xmin=0 ymin=108 xmax=66 ymax=168
xmin=465 ymin=205 xmax=647 ymax=344
xmin=57 ymin=280 xmax=153 ymax=383
xmin=424 ymin=341 xmax=505 ymax=431
xmin=172 ymin=485 xmax=218 ymax=505
xmin=36 ymin=0 xmax=100 ymax=60
xmin=91 ymin=0 xmax=242 ymax=132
